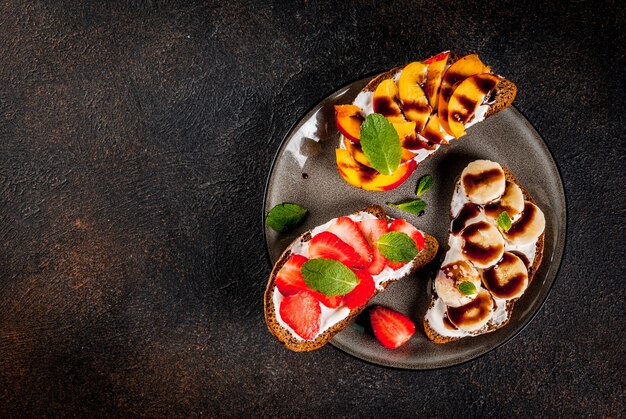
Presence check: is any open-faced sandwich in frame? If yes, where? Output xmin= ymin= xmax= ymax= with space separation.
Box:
xmin=264 ymin=205 xmax=438 ymax=351
xmin=335 ymin=52 xmax=517 ymax=191
xmin=423 ymin=160 xmax=545 ymax=343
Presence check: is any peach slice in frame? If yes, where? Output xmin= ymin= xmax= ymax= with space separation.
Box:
xmin=334 ymin=104 xmax=364 ymax=142
xmin=420 ymin=114 xmax=449 ymax=145
xmin=447 ymin=73 xmax=502 ymax=138
xmin=373 ymin=79 xmax=405 ymax=122
xmin=422 ymin=51 xmax=450 ymax=109
xmin=335 ymin=149 xmax=416 ymax=191
xmin=398 ymin=62 xmax=431 ymax=131
xmin=438 ymin=54 xmax=490 ymax=136
xmin=343 ymin=137 xmax=416 ymax=168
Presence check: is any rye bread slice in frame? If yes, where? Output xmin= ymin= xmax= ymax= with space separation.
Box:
xmin=423 ymin=165 xmax=545 ymax=344
xmin=265 ymin=205 xmax=439 ymax=352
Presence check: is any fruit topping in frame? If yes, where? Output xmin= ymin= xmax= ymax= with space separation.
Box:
xmin=279 ymin=291 xmax=321 ymax=340
xmin=335 ymin=148 xmax=417 ymax=191
xmin=461 ymin=221 xmax=505 ymax=269
xmin=461 ymin=160 xmax=506 ymax=205
xmin=386 ymin=218 xmax=425 ymax=270
xmin=422 ymin=51 xmax=450 ymax=108
xmin=435 ymin=260 xmax=482 ymax=307
xmin=398 ymin=62 xmax=431 ymax=131
xmin=343 ymin=270 xmax=376 ymax=309
xmin=370 ymin=306 xmax=416 ymax=349
xmin=446 ymin=289 xmax=494 ymax=332
xmin=373 ymin=79 xmax=405 ymax=122
xmin=502 ymin=201 xmax=546 ymax=246
xmin=308 ymin=231 xmax=364 ymax=269
xmin=358 ymin=219 xmax=389 ymax=275
xmin=447 ymin=73 xmax=502 ymax=138
xmin=335 ymin=104 xmax=364 ymax=142
xmin=482 ymin=252 xmax=529 ymax=300
xmin=327 ymin=216 xmax=374 ymax=267
xmin=484 ymin=180 xmax=525 ymax=222
xmin=276 ymin=254 xmax=310 ymax=296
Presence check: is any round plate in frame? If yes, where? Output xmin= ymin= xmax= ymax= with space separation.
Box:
xmin=263 ymin=76 xmax=566 ymax=369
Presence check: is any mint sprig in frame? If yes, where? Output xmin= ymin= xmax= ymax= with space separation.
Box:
xmin=458 ymin=281 xmax=477 ymax=296
xmin=375 ymin=231 xmax=418 ymax=263
xmin=266 ymin=203 xmax=308 ymax=233
xmin=387 ymin=199 xmax=427 ymax=215
xmin=498 ymin=211 xmax=512 ymax=232
xmin=301 ymin=258 xmax=358 ymax=296
xmin=359 ymin=113 xmax=402 ymax=176
xmin=416 ymin=174 xmax=433 ymax=196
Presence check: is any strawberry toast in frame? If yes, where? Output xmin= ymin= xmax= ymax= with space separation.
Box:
xmin=264 ymin=205 xmax=438 ymax=351
xmin=335 ymin=51 xmax=517 ymax=191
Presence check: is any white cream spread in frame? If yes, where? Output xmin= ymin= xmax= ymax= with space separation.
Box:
xmin=274 ymin=211 xmax=421 ymax=341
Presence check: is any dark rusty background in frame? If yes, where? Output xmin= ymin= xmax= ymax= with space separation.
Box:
xmin=0 ymin=0 xmax=624 ymax=417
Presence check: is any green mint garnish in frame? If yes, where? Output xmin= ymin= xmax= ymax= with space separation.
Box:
xmin=458 ymin=281 xmax=478 ymax=296
xmin=266 ymin=203 xmax=308 ymax=233
xmin=416 ymin=174 xmax=433 ymax=196
xmin=497 ymin=211 xmax=513 ymax=232
xmin=387 ymin=199 xmax=427 ymax=215
xmin=359 ymin=113 xmax=402 ymax=176
xmin=301 ymin=258 xmax=359 ymax=296
xmin=375 ymin=231 xmax=419 ymax=263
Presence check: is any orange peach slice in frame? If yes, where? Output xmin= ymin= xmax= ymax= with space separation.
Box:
xmin=334 ymin=105 xmax=364 ymax=142
xmin=420 ymin=114 xmax=449 ymax=145
xmin=422 ymin=51 xmax=450 ymax=109
xmin=398 ymin=62 xmax=431 ymax=131
xmin=438 ymin=54 xmax=490 ymax=136
xmin=343 ymin=137 xmax=415 ymax=167
xmin=447 ymin=73 xmax=502 ymax=138
xmin=373 ymin=79 xmax=404 ymax=122
xmin=335 ymin=149 xmax=417 ymax=191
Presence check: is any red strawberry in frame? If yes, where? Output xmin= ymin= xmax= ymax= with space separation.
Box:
xmin=387 ymin=218 xmax=425 ymax=270
xmin=279 ymin=291 xmax=321 ymax=340
xmin=370 ymin=306 xmax=415 ymax=349
xmin=343 ymin=270 xmax=376 ymax=309
xmin=308 ymin=231 xmax=364 ymax=269
xmin=275 ymin=254 xmax=309 ymax=296
xmin=319 ymin=295 xmax=342 ymax=309
xmin=358 ymin=219 xmax=389 ymax=275
xmin=327 ymin=216 xmax=373 ymax=267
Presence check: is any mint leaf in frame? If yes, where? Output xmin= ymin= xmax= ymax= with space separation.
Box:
xmin=416 ymin=174 xmax=433 ymax=196
xmin=458 ymin=281 xmax=477 ymax=295
xmin=387 ymin=199 xmax=427 ymax=215
xmin=359 ymin=113 xmax=402 ymax=176
xmin=266 ymin=203 xmax=308 ymax=233
xmin=375 ymin=232 xmax=418 ymax=263
xmin=301 ymin=258 xmax=359 ymax=296
xmin=498 ymin=211 xmax=512 ymax=232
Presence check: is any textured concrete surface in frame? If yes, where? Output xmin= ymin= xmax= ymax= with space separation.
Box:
xmin=0 ymin=0 xmax=624 ymax=417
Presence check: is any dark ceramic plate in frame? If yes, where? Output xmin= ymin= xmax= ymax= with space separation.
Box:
xmin=263 ymin=76 xmax=566 ymax=369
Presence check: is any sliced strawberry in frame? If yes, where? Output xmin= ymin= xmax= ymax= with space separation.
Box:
xmin=275 ymin=254 xmax=309 ymax=296
xmin=327 ymin=216 xmax=373 ymax=267
xmin=358 ymin=219 xmax=389 ymax=275
xmin=370 ymin=306 xmax=415 ymax=349
xmin=387 ymin=218 xmax=426 ymax=270
xmin=319 ymin=295 xmax=342 ymax=309
xmin=343 ymin=270 xmax=376 ymax=309
xmin=279 ymin=291 xmax=321 ymax=341
xmin=308 ymin=231 xmax=364 ymax=269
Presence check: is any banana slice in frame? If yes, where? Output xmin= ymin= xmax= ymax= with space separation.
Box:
xmin=484 ymin=181 xmax=525 ymax=222
xmin=447 ymin=289 xmax=494 ymax=332
xmin=461 ymin=160 xmax=506 ymax=205
xmin=502 ymin=201 xmax=546 ymax=246
xmin=461 ymin=221 xmax=505 ymax=269
xmin=435 ymin=260 xmax=482 ymax=307
xmin=482 ymin=252 xmax=529 ymax=299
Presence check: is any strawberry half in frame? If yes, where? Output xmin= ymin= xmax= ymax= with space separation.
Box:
xmin=327 ymin=217 xmax=373 ymax=267
xmin=370 ymin=306 xmax=415 ymax=349
xmin=358 ymin=219 xmax=389 ymax=275
xmin=275 ymin=254 xmax=310 ymax=296
xmin=387 ymin=218 xmax=425 ymax=270
xmin=319 ymin=295 xmax=342 ymax=309
xmin=279 ymin=291 xmax=321 ymax=341
xmin=343 ymin=269 xmax=376 ymax=309
xmin=308 ymin=231 xmax=364 ymax=269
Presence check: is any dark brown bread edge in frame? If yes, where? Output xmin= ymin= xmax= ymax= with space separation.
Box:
xmin=423 ymin=166 xmax=545 ymax=343
xmin=361 ymin=52 xmax=517 ymax=118
xmin=264 ymin=205 xmax=439 ymax=352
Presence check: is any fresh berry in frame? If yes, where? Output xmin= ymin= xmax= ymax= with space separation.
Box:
xmin=319 ymin=295 xmax=342 ymax=308
xmin=327 ymin=216 xmax=373 ymax=267
xmin=369 ymin=306 xmax=416 ymax=349
xmin=275 ymin=254 xmax=309 ymax=296
xmin=343 ymin=270 xmax=376 ymax=309
xmin=387 ymin=218 xmax=425 ymax=270
xmin=358 ymin=219 xmax=389 ymax=275
xmin=308 ymin=231 xmax=364 ymax=269
xmin=279 ymin=291 xmax=321 ymax=341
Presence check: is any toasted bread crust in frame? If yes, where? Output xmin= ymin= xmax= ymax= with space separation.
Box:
xmin=264 ymin=205 xmax=439 ymax=351
xmin=423 ymin=166 xmax=545 ymax=344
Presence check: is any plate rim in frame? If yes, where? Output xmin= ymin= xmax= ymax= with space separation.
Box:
xmin=262 ymin=76 xmax=568 ymax=370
